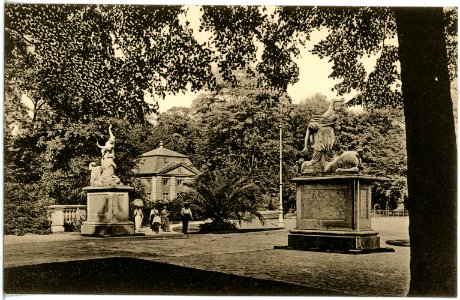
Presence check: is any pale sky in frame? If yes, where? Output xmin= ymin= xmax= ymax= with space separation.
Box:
xmin=158 ymin=48 xmax=348 ymax=113
xmin=157 ymin=6 xmax=383 ymax=112
xmin=157 ymin=44 xmax=373 ymax=113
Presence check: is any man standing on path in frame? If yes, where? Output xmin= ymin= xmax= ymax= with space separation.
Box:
xmin=180 ymin=201 xmax=193 ymax=237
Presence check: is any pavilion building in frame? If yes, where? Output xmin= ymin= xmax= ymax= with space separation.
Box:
xmin=134 ymin=142 xmax=200 ymax=202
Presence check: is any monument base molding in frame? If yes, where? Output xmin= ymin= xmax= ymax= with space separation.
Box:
xmin=288 ymin=229 xmax=380 ymax=251
xmin=81 ymin=222 xmax=134 ymax=236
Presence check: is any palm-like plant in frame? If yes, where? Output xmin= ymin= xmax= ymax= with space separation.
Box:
xmin=181 ymin=169 xmax=265 ymax=231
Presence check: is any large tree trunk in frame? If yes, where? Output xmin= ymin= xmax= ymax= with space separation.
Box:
xmin=395 ymin=7 xmax=457 ymax=296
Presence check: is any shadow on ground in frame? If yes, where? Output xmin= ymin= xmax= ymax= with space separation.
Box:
xmin=4 ymin=257 xmax=346 ymax=296
xmin=386 ymin=239 xmax=410 ymax=247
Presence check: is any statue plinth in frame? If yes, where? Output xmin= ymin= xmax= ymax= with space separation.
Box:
xmin=288 ymin=174 xmax=385 ymax=252
xmin=81 ymin=185 xmax=135 ymax=236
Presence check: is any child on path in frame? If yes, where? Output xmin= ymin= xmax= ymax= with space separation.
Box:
xmin=150 ymin=207 xmax=161 ymax=234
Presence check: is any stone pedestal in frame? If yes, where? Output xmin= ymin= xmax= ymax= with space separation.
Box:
xmin=49 ymin=206 xmax=65 ymax=233
xmin=288 ymin=175 xmax=382 ymax=251
xmin=81 ymin=186 xmax=135 ymax=236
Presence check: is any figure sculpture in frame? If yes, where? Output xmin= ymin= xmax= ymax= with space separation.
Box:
xmin=89 ymin=162 xmax=102 ymax=186
xmin=300 ymin=99 xmax=362 ymax=174
xmin=100 ymin=151 xmax=121 ymax=185
xmin=302 ymin=98 xmax=344 ymax=155
xmin=97 ymin=124 xmax=115 ymax=158
xmin=89 ymin=125 xmax=122 ymax=186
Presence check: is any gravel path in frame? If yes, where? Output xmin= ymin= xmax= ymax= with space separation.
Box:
xmin=3 ymin=217 xmax=410 ymax=296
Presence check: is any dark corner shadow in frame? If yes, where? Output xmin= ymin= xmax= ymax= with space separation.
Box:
xmin=4 ymin=257 xmax=347 ymax=296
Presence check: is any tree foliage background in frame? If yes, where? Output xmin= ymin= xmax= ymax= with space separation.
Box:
xmin=4 ymin=4 xmax=457 ymax=297
xmin=3 ymin=4 xmax=452 ymax=229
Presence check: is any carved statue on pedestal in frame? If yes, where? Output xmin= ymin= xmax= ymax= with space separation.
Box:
xmin=89 ymin=125 xmax=122 ymax=186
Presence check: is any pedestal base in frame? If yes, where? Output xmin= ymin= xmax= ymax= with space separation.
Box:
xmin=81 ymin=185 xmax=135 ymax=237
xmin=81 ymin=222 xmax=134 ymax=236
xmin=288 ymin=229 xmax=380 ymax=251
xmin=289 ymin=175 xmax=387 ymax=252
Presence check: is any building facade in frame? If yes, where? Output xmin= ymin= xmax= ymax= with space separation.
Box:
xmin=135 ymin=143 xmax=200 ymax=202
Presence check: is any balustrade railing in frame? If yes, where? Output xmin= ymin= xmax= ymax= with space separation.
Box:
xmin=48 ymin=205 xmax=87 ymax=233
xmin=371 ymin=209 xmax=408 ymax=217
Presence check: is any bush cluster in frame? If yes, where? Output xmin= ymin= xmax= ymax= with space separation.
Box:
xmin=198 ymin=221 xmax=237 ymax=233
xmin=4 ymin=183 xmax=52 ymax=235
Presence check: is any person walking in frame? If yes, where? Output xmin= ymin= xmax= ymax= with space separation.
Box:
xmin=160 ymin=206 xmax=170 ymax=232
xmin=180 ymin=201 xmax=193 ymax=237
xmin=133 ymin=206 xmax=143 ymax=233
xmin=150 ymin=207 xmax=161 ymax=234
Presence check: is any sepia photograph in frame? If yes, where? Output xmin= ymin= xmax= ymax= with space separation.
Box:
xmin=3 ymin=1 xmax=458 ymax=298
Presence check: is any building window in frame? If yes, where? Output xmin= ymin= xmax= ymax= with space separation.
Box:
xmin=163 ymin=179 xmax=169 ymax=186
xmin=177 ymin=179 xmax=183 ymax=186
xmin=162 ymin=193 xmax=169 ymax=201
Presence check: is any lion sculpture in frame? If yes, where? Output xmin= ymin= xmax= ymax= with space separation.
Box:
xmin=324 ymin=150 xmax=362 ymax=173
xmin=300 ymin=150 xmax=362 ymax=174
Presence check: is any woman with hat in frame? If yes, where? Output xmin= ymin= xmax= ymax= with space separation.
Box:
xmin=133 ymin=201 xmax=144 ymax=233
xmin=180 ymin=201 xmax=193 ymax=237
xmin=160 ymin=205 xmax=170 ymax=232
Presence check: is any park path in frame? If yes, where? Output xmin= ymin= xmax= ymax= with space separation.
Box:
xmin=3 ymin=217 xmax=410 ymax=296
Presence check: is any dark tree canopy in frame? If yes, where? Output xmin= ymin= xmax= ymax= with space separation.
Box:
xmin=5 ymin=4 xmax=216 ymax=124
xmin=6 ymin=4 xmax=456 ymax=125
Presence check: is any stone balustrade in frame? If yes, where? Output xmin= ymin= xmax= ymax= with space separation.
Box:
xmin=48 ymin=205 xmax=87 ymax=233
xmin=371 ymin=209 xmax=408 ymax=217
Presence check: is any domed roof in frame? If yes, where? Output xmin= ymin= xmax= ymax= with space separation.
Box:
xmin=135 ymin=142 xmax=199 ymax=175
xmin=141 ymin=142 xmax=188 ymax=158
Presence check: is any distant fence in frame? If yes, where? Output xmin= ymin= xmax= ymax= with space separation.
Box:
xmin=371 ymin=209 xmax=408 ymax=217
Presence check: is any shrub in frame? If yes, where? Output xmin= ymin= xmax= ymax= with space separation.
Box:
xmin=4 ymin=182 xmax=52 ymax=235
xmin=372 ymin=179 xmax=406 ymax=210
xmin=63 ymin=215 xmax=85 ymax=232
xmin=198 ymin=221 xmax=237 ymax=233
